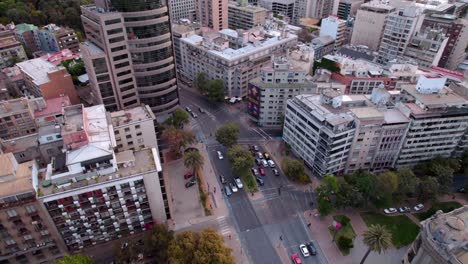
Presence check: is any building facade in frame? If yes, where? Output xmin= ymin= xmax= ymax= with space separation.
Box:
xmin=259 ymin=0 xmax=295 ymax=22
xmin=169 ymin=0 xmax=197 ymax=22
xmin=80 ymin=1 xmax=179 ymax=117
xmin=337 ymin=0 xmax=363 ymax=20
xmin=351 ymin=3 xmax=395 ymax=51
xmin=0 ymin=30 xmax=27 ymax=69
xmin=36 ymin=24 xmax=80 ymax=53
xmin=228 ymin=2 xmax=268 ymax=30
xmin=403 ymin=28 xmax=448 ymax=69
xmin=0 ymin=98 xmax=39 ymax=139
xmin=311 ymin=35 xmax=335 ymax=60
xmin=197 ymin=0 xmax=228 ymax=30
xmin=14 ymin=23 xmax=40 ymax=53
xmin=319 ymin=16 xmax=346 ymax=50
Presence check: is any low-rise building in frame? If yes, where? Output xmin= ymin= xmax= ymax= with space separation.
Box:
xmin=228 ymin=2 xmax=268 ymax=30
xmin=40 ymin=49 xmax=79 ymax=66
xmin=14 ymin=23 xmax=40 ymax=53
xmin=0 ymin=97 xmax=39 ymax=139
xmin=311 ymin=35 xmax=335 ymax=60
xmin=36 ymin=24 xmax=80 ymax=53
xmin=0 ymin=153 xmax=66 ymax=263
xmin=0 ymin=28 xmax=27 ymax=69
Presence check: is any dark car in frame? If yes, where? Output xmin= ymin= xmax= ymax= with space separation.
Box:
xmin=256 ymin=176 xmax=264 ymax=186
xmin=458 ymin=187 xmax=467 ymax=193
xmin=219 ymin=175 xmax=226 ymax=184
xmin=398 ymin=206 xmax=410 ymax=213
xmin=255 ymin=158 xmax=261 ymax=165
xmin=185 ymin=179 xmax=196 ymax=188
xmin=253 ymin=145 xmax=259 ymax=151
xmin=306 ymin=241 xmax=317 ymax=256
xmin=272 ymin=168 xmax=280 ymax=176
xmin=224 ymin=185 xmax=232 ymax=196
xmin=184 ymin=172 xmax=193 ymax=179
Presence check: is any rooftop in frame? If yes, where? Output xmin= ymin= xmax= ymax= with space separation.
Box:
xmin=17 ymin=58 xmax=62 ymax=86
xmin=402 ymin=84 xmax=466 ymax=109
xmin=0 ymin=153 xmax=35 ymax=198
xmin=34 ymin=96 xmax=71 ymax=118
xmin=249 ymin=77 xmax=316 ymax=89
xmin=350 ymin=107 xmax=384 ymax=120
xmin=0 ymin=97 xmax=33 ymax=118
xmin=382 ymin=108 xmax=410 ymax=124
xmin=81 ymin=41 xmax=105 ymax=56
xmin=311 ymin=35 xmax=335 ymax=46
xmin=336 ymin=47 xmax=375 ymax=62
xmin=110 ymin=105 xmax=155 ymax=127
xmin=1 ymin=133 xmax=39 ymax=153
xmin=14 ymin=23 xmax=38 ymax=34
xmin=228 ymin=2 xmax=268 ymax=13
xmin=40 ymin=49 xmax=79 ymax=66
xmin=295 ymin=94 xmax=355 ymax=126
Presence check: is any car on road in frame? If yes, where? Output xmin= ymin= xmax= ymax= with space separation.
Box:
xmin=217 ymin=151 xmax=223 ymax=160
xmin=224 ymin=185 xmax=232 ymax=196
xmin=291 ymin=253 xmax=302 ymax=264
xmin=414 ymin=203 xmax=424 ymax=211
xmin=256 ymin=152 xmax=264 ymax=159
xmin=256 ymin=176 xmax=264 ymax=186
xmin=251 ymin=168 xmax=259 ymax=176
xmin=190 ymin=111 xmax=198 ymax=118
xmin=219 ymin=175 xmax=226 ymax=184
xmin=398 ymin=206 xmax=410 ymax=213
xmin=306 ymin=241 xmax=317 ymax=256
xmin=384 ymin=208 xmax=397 ymax=214
xmin=259 ymin=167 xmax=265 ymax=176
xmin=264 ymin=152 xmax=270 ymax=160
xmin=185 ymin=179 xmax=196 ymax=188
xmin=261 ymin=159 xmax=268 ymax=168
xmin=185 ymin=106 xmax=192 ymax=112
xmin=184 ymin=172 xmax=193 ymax=179
xmin=230 ymin=183 xmax=238 ymax=193
xmin=272 ymin=168 xmax=279 ymax=176
xmin=198 ymin=107 xmax=205 ymax=113
xmin=458 ymin=187 xmax=467 ymax=193
xmin=267 ymin=160 xmax=276 ymax=168
xmin=255 ymin=158 xmax=261 ymax=165
xmin=253 ymin=145 xmax=259 ymax=151
xmin=235 ymin=177 xmax=243 ymax=189
xmin=299 ymin=244 xmax=310 ymax=257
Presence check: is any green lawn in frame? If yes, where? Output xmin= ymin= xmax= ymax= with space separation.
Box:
xmin=328 ymin=215 xmax=356 ymax=255
xmin=415 ymin=201 xmax=462 ymax=221
xmin=360 ymin=212 xmax=420 ymax=248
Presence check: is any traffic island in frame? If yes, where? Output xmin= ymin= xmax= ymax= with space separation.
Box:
xmin=197 ymin=167 xmax=212 ymax=216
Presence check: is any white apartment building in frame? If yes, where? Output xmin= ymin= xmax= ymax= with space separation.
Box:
xmin=247 ymin=57 xmax=317 ymax=127
xmin=377 ymin=7 xmax=425 ymax=65
xmin=283 ymin=91 xmax=356 ymax=176
xmin=179 ymin=26 xmax=297 ymax=97
xmin=320 ymin=16 xmax=346 ymax=49
xmin=109 ymin=105 xmax=158 ymax=152
xmin=351 ymin=2 xmax=395 ymax=51
xmin=169 ymin=0 xmax=197 ymax=22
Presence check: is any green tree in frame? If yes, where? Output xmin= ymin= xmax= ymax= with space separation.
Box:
xmin=162 ymin=128 xmax=195 ymax=157
xmin=228 ymin=145 xmax=256 ymax=192
xmin=215 ymin=122 xmax=240 ymax=148
xmin=432 ymin=164 xmax=454 ymax=193
xmin=142 ymin=224 xmax=175 ymax=262
xmin=336 ymin=181 xmax=364 ymax=208
xmin=316 ymin=175 xmax=339 ymax=216
xmin=396 ymin=168 xmax=419 ymax=199
xmin=337 ymin=236 xmax=354 ymax=252
xmin=113 ymin=241 xmax=139 ymax=264
xmin=195 ymin=72 xmax=207 ymax=91
xmin=360 ymin=225 xmax=392 ymax=264
xmin=418 ymin=176 xmax=439 ymax=202
xmin=281 ymin=158 xmax=308 ymax=183
xmin=54 ymin=254 xmax=94 ymax=264
xmin=346 ymin=170 xmax=376 ymax=207
xmin=165 ymin=108 xmax=190 ymax=128
xmin=184 ymin=150 xmax=204 ymax=177
xmin=317 ymin=195 xmax=334 ymax=216
xmin=205 ymin=80 xmax=225 ymax=101
xmin=374 ymin=171 xmax=399 ymax=206
xmin=168 ymin=228 xmax=235 ymax=264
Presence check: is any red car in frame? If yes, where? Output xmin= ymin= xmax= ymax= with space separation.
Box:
xmin=184 ymin=172 xmax=193 ymax=179
xmin=259 ymin=167 xmax=265 ymax=176
xmin=292 ymin=253 xmax=302 ymax=264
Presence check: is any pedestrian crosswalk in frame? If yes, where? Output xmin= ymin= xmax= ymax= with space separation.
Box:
xmin=216 ymin=216 xmax=232 ymax=237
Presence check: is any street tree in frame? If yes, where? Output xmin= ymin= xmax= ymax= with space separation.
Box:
xmin=432 ymin=164 xmax=454 ymax=193
xmin=165 ymin=108 xmax=190 ymax=128
xmin=113 ymin=241 xmax=139 ymax=264
xmin=281 ymin=158 xmax=308 ymax=183
xmin=54 ymin=254 xmax=94 ymax=264
xmin=374 ymin=171 xmax=399 ymax=206
xmin=184 ymin=149 xmax=204 ymax=177
xmin=142 ymin=224 xmax=175 ymax=262
xmin=316 ymin=175 xmax=339 ymax=216
xmin=360 ymin=225 xmax=392 ymax=264
xmin=396 ymin=168 xmax=420 ymax=199
xmin=195 ymin=72 xmax=207 ymax=91
xmin=346 ymin=170 xmax=376 ymax=207
xmin=205 ymin=80 xmax=225 ymax=102
xmin=228 ymin=145 xmax=256 ymax=191
xmin=168 ymin=228 xmax=235 ymax=264
xmin=162 ymin=128 xmax=195 ymax=157
xmin=215 ymin=122 xmax=240 ymax=148
xmin=418 ymin=176 xmax=439 ymax=202
xmin=336 ymin=181 xmax=364 ymax=208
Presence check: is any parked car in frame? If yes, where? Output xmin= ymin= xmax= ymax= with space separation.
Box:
xmin=267 ymin=160 xmax=276 ymax=168
xmin=261 ymin=159 xmax=268 ymax=168
xmin=217 ymin=151 xmax=223 ymax=160
xmin=198 ymin=107 xmax=205 ymax=113
xmin=264 ymin=152 xmax=270 ymax=160
xmin=253 ymin=145 xmax=259 ymax=151
xmin=251 ymin=168 xmax=259 ymax=176
xmin=299 ymin=244 xmax=310 ymax=257
xmin=224 ymin=185 xmax=232 ymax=196
xmin=234 ymin=177 xmax=243 ymax=189
xmin=306 ymin=241 xmax=317 ymax=256
xmin=398 ymin=207 xmax=410 ymax=213
xmin=458 ymin=187 xmax=467 ymax=193
xmin=185 ymin=106 xmax=192 ymax=112
xmin=291 ymin=253 xmax=302 ymax=264
xmin=219 ymin=175 xmax=226 ymax=184
xmin=259 ymin=167 xmax=265 ymax=176
xmin=190 ymin=111 xmax=198 ymax=118
xmin=255 ymin=158 xmax=261 ymax=165
xmin=185 ymin=179 xmax=196 ymax=188
xmin=184 ymin=172 xmax=193 ymax=179
xmin=256 ymin=176 xmax=264 ymax=186
xmin=256 ymin=152 xmax=264 ymax=159
xmin=384 ymin=208 xmax=397 ymax=214
xmin=230 ymin=183 xmax=238 ymax=193
xmin=272 ymin=168 xmax=280 ymax=176
xmin=414 ymin=204 xmax=424 ymax=211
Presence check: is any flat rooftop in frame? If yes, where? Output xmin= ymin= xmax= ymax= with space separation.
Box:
xmin=110 ymin=105 xmax=155 ymax=127
xmin=402 ymin=85 xmax=466 ymax=109
xmin=0 ymin=98 xmax=32 ymax=118
xmin=40 ymin=49 xmax=79 ymax=66
xmin=228 ymin=3 xmax=268 ymax=13
xmin=351 ymin=107 xmax=384 ymax=120
xmin=383 ymin=108 xmax=410 ymax=124
xmin=17 ymin=58 xmax=61 ymax=86
xmin=0 ymin=157 xmax=35 ymax=198
xmin=34 ymin=96 xmax=71 ymax=118
xmin=1 ymin=133 xmax=39 ymax=153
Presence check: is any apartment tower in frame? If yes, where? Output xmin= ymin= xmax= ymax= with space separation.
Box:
xmin=80 ymin=0 xmax=179 ymax=117
xmin=197 ymin=0 xmax=228 ymax=30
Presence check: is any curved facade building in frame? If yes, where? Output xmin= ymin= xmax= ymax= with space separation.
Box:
xmin=80 ymin=0 xmax=178 ymax=117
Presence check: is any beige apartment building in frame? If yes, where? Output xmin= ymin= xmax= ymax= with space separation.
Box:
xmin=228 ymin=2 xmax=268 ymax=30
xmin=198 ymin=0 xmax=228 ymax=30
xmin=0 ymin=98 xmax=40 ymax=139
xmin=0 ymin=29 xmax=27 ymax=69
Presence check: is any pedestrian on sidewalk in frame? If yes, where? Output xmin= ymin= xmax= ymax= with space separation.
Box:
xmin=214 ymin=187 xmax=216 ymax=193
xmin=307 ymin=223 xmax=311 ymax=228
xmin=228 ymin=234 xmax=232 ymax=240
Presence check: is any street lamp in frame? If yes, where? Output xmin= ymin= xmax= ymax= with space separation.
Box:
xmin=332 ymin=220 xmax=342 ymax=242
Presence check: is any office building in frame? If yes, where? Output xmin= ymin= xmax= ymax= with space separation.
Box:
xmin=259 ymin=0 xmax=295 ymax=22
xmin=311 ymin=35 xmax=335 ymax=60
xmin=36 ymin=24 xmax=80 ymax=53
xmin=0 ymin=27 xmax=27 ymax=69
xmin=38 ymin=104 xmax=169 ymax=251
xmin=109 ymin=105 xmax=158 ymax=152
xmin=169 ymin=0 xmax=197 ymax=22
xmin=0 ymin=153 xmax=66 ymax=263
xmin=197 ymin=0 xmax=228 ymax=30
xmin=351 ymin=2 xmax=395 ymax=51
xmin=319 ymin=16 xmax=346 ymax=49
xmin=396 ymin=75 xmax=468 ymax=167
xmin=403 ymin=28 xmax=448 ymax=69
xmin=377 ymin=7 xmax=425 ymax=65
xmin=80 ymin=2 xmax=179 ymax=117
xmin=228 ymin=2 xmax=268 ymax=30
xmin=179 ymin=26 xmax=297 ymax=97
xmin=337 ymin=0 xmax=363 ymax=20
xmin=17 ymin=58 xmax=79 ymax=104
xmin=403 ymin=206 xmax=468 ymax=264
xmin=0 ymin=97 xmax=39 ymax=139
xmin=247 ymin=57 xmax=317 ymax=127
xmin=14 ymin=23 xmax=40 ymax=54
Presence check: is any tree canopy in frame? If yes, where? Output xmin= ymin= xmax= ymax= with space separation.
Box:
xmin=228 ymin=145 xmax=256 ymax=192
xmin=281 ymin=158 xmax=309 ymax=183
xmin=142 ymin=224 xmax=175 ymax=263
xmin=196 ymin=72 xmax=225 ymax=101
xmin=54 ymin=254 xmax=94 ymax=264
xmin=165 ymin=108 xmax=190 ymax=128
xmin=184 ymin=149 xmax=204 ymax=176
xmin=162 ymin=128 xmax=195 ymax=157
xmin=215 ymin=122 xmax=240 ymax=148
xmin=361 ymin=225 xmax=392 ymax=264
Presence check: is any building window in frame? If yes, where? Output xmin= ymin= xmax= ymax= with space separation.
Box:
xmin=6 ymin=209 xmax=17 ymax=218
xmin=5 ymin=239 xmax=15 ymax=246
xmin=137 ymin=138 xmax=144 ymax=143
xmin=136 ymin=132 xmax=142 ymax=136
xmin=124 ymin=128 xmax=130 ymax=132
xmin=25 ymin=205 xmax=36 ymax=214
xmin=135 ymin=125 xmax=140 ymax=130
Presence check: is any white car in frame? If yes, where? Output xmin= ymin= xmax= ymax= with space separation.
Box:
xmin=261 ymin=159 xmax=268 ymax=168
xmin=230 ymin=183 xmax=238 ymax=193
xmin=217 ymin=151 xmax=223 ymax=160
xmin=414 ymin=204 xmax=424 ymax=211
xmin=384 ymin=208 xmax=397 ymax=214
xmin=299 ymin=244 xmax=310 ymax=257
xmin=267 ymin=160 xmax=276 ymax=168
xmin=235 ymin=177 xmax=243 ymax=189
xmin=257 ymin=152 xmax=264 ymax=159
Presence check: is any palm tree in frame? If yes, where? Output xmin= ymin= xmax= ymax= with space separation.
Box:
xmin=184 ymin=150 xmax=204 ymax=177
xmin=360 ymin=224 xmax=392 ymax=264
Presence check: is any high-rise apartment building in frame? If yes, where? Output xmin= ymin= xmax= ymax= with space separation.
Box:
xmin=293 ymin=0 xmax=336 ymax=22
xmin=337 ymin=0 xmax=363 ymax=20
xmin=403 ymin=28 xmax=448 ymax=69
xmin=228 ymin=1 xmax=268 ymax=30
xmin=319 ymin=16 xmax=346 ymax=49
xmin=351 ymin=2 xmax=395 ymax=51
xmin=169 ymin=0 xmax=197 ymax=22
xmin=197 ymin=0 xmax=228 ymax=30
xmin=377 ymin=7 xmax=425 ymax=65
xmin=80 ymin=1 xmax=179 ymax=117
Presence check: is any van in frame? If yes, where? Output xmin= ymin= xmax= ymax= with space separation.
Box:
xmin=268 ymin=160 xmax=276 ymax=168
xmin=261 ymin=159 xmax=268 ymax=168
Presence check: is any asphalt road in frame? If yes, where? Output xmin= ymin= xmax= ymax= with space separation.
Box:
xmin=179 ymin=88 xmax=326 ymax=264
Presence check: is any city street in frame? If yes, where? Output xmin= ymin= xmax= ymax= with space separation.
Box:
xmin=179 ymin=87 xmax=327 ymax=264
